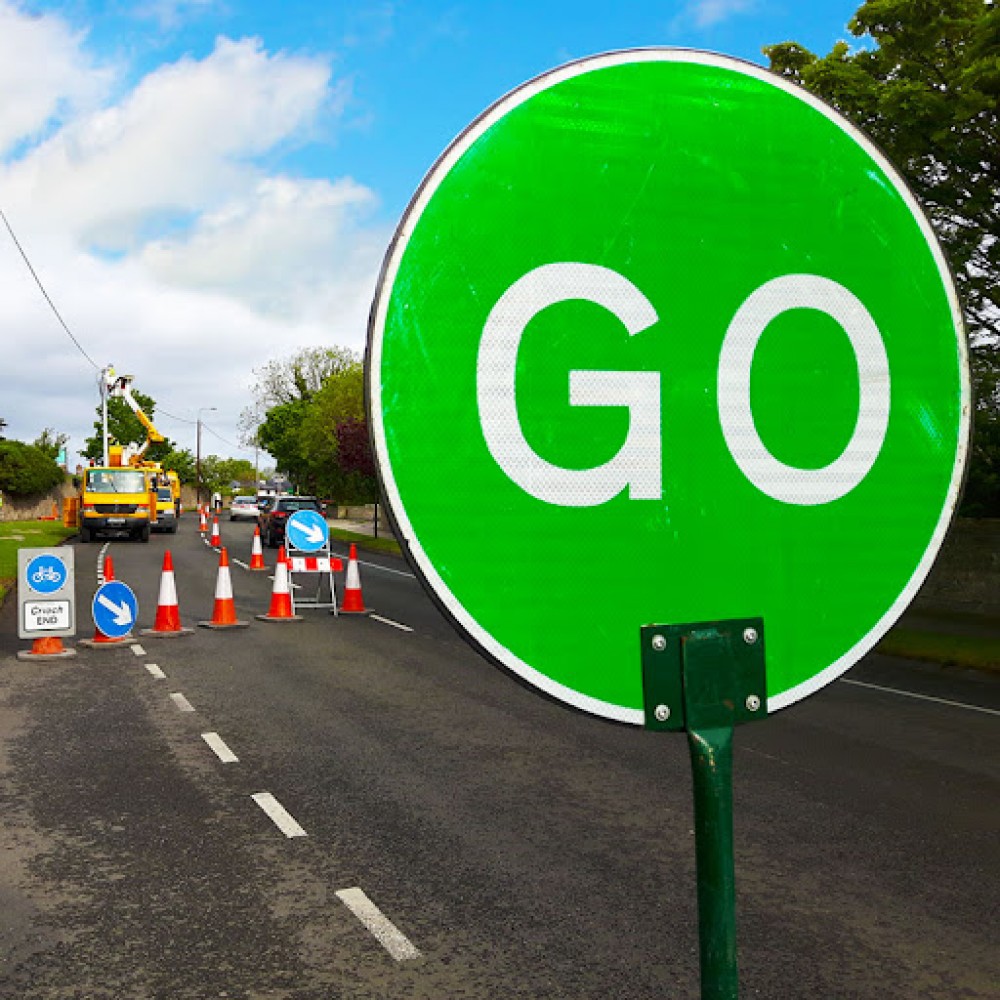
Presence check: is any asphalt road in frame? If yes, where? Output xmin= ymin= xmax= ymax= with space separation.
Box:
xmin=0 ymin=517 xmax=997 ymax=998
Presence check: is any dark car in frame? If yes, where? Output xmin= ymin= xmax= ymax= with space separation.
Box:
xmin=258 ymin=495 xmax=325 ymax=548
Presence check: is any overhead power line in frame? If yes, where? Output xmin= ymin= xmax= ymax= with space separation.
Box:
xmin=1 ymin=208 xmax=101 ymax=371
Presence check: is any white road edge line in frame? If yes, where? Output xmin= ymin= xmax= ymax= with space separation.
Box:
xmin=331 ymin=554 xmax=414 ymax=579
xmin=336 ymin=887 xmax=421 ymax=961
xmin=202 ymin=732 xmax=239 ymax=763
xmin=145 ymin=662 xmax=166 ymax=680
xmin=233 ymin=559 xmax=250 ymax=570
xmin=841 ymin=678 xmax=1000 ymax=717
xmin=369 ymin=614 xmax=414 ymax=632
xmin=169 ymin=692 xmax=196 ymax=713
xmin=251 ymin=792 xmax=307 ymax=838
xmin=131 ymin=644 xmax=147 ymax=657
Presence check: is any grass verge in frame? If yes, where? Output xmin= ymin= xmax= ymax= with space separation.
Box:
xmin=876 ymin=627 xmax=1000 ymax=673
xmin=328 ymin=526 xmax=401 ymax=557
xmin=0 ymin=520 xmax=77 ymax=603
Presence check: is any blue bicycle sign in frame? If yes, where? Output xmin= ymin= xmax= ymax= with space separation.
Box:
xmin=26 ymin=554 xmax=68 ymax=594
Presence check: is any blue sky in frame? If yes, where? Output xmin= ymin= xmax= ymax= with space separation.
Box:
xmin=0 ymin=0 xmax=864 ymax=466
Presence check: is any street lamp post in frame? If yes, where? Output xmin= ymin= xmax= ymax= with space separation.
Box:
xmin=196 ymin=407 xmax=217 ymax=506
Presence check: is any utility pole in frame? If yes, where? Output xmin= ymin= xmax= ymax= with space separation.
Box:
xmin=196 ymin=407 xmax=216 ymax=505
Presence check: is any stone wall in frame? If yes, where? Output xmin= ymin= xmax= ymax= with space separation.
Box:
xmin=0 ymin=479 xmax=77 ymax=523
xmin=912 ymin=518 xmax=1000 ymax=616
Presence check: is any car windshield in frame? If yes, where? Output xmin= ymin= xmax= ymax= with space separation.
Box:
xmin=157 ymin=488 xmax=172 ymax=500
xmin=86 ymin=469 xmax=148 ymax=494
xmin=281 ymin=500 xmax=318 ymax=511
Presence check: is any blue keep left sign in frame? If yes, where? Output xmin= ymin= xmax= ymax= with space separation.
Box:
xmin=286 ymin=509 xmax=329 ymax=552
xmin=92 ymin=581 xmax=138 ymax=638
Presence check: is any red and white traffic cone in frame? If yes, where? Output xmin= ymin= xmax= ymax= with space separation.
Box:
xmin=141 ymin=550 xmax=193 ymax=637
xmin=248 ymin=526 xmax=267 ymax=571
xmin=79 ymin=553 xmax=135 ymax=647
xmin=339 ymin=543 xmax=368 ymax=613
xmin=199 ymin=547 xmax=248 ymax=629
xmin=199 ymin=507 xmax=207 ymax=534
xmin=256 ymin=546 xmax=302 ymax=622
xmin=209 ymin=515 xmax=221 ymax=548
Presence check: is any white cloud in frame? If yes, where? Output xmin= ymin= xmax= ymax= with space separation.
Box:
xmin=673 ymin=0 xmax=758 ymax=31
xmin=0 ymin=3 xmax=386 ymax=468
xmin=0 ymin=2 xmax=112 ymax=155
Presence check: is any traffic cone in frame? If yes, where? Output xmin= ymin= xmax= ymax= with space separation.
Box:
xmin=199 ymin=507 xmax=207 ymax=534
xmin=256 ymin=546 xmax=302 ymax=622
xmin=141 ymin=550 xmax=194 ymax=637
xmin=79 ymin=554 xmax=135 ymax=647
xmin=199 ymin=547 xmax=248 ymax=629
xmin=340 ymin=543 xmax=368 ymax=613
xmin=248 ymin=526 xmax=267 ymax=571
xmin=17 ymin=635 xmax=77 ymax=660
xmin=209 ymin=515 xmax=221 ymax=548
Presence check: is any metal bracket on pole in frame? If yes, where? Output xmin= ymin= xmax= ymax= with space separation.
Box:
xmin=640 ymin=618 xmax=767 ymax=1000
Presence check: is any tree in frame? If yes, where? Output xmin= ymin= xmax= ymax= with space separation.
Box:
xmin=82 ymin=389 xmax=175 ymax=463
xmin=159 ymin=447 xmax=197 ymax=484
xmin=257 ymin=399 xmax=313 ymax=490
xmin=33 ymin=428 xmax=69 ymax=461
xmin=764 ymin=0 xmax=1000 ymax=514
xmin=249 ymin=346 xmax=361 ymax=408
xmin=0 ymin=440 xmax=65 ymax=497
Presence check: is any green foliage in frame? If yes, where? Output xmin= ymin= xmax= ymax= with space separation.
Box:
xmin=160 ymin=447 xmax=196 ymax=483
xmin=0 ymin=440 xmax=66 ymax=497
xmin=765 ymin=0 xmax=1000 ymax=514
xmin=33 ymin=428 xmax=69 ymax=461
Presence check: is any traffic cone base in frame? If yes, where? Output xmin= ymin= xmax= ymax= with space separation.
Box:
xmin=198 ymin=547 xmax=248 ymax=628
xmin=256 ymin=546 xmax=302 ymax=622
xmin=18 ymin=636 xmax=77 ymax=660
xmin=340 ymin=543 xmax=368 ymax=613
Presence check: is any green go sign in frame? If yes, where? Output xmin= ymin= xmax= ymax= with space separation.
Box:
xmin=369 ymin=49 xmax=969 ymax=724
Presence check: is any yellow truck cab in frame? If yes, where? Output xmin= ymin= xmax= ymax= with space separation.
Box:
xmin=78 ymin=466 xmax=153 ymax=542
xmin=151 ymin=484 xmax=178 ymax=533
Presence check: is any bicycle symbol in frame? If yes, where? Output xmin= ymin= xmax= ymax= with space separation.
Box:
xmin=31 ymin=566 xmax=63 ymax=584
xmin=26 ymin=555 xmax=67 ymax=593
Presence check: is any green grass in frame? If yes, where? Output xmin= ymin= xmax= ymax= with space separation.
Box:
xmin=0 ymin=520 xmax=77 ymax=603
xmin=876 ymin=627 xmax=1000 ymax=673
xmin=328 ymin=525 xmax=401 ymax=556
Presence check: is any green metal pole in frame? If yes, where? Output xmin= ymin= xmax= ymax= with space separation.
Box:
xmin=687 ymin=724 xmax=738 ymax=1000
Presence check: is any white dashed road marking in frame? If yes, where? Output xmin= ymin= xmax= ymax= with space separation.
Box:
xmin=131 ymin=644 xmax=147 ymax=657
xmin=841 ymin=678 xmax=1000 ymax=717
xmin=370 ymin=614 xmax=413 ymax=632
xmin=170 ymin=692 xmax=196 ymax=713
xmin=145 ymin=662 xmax=166 ymax=679
xmin=336 ymin=887 xmax=421 ymax=961
xmin=202 ymin=732 xmax=239 ymax=763
xmin=252 ymin=792 xmax=307 ymax=838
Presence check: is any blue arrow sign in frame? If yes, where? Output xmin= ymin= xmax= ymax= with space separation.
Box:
xmin=286 ymin=509 xmax=329 ymax=552
xmin=25 ymin=554 xmax=68 ymax=594
xmin=92 ymin=581 xmax=138 ymax=638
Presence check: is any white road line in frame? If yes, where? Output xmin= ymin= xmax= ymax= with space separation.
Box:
xmin=202 ymin=732 xmax=239 ymax=763
xmin=145 ymin=662 xmax=166 ymax=680
xmin=251 ymin=792 xmax=307 ymax=838
xmin=331 ymin=554 xmax=414 ymax=579
xmin=233 ymin=559 xmax=249 ymax=570
xmin=169 ymin=692 xmax=196 ymax=713
xmin=131 ymin=644 xmax=147 ymax=657
xmin=841 ymin=678 xmax=1000 ymax=717
xmin=370 ymin=614 xmax=414 ymax=632
xmin=336 ymin=887 xmax=421 ymax=961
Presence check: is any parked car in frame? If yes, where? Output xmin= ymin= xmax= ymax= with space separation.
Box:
xmin=229 ymin=495 xmax=260 ymax=521
xmin=258 ymin=495 xmax=325 ymax=548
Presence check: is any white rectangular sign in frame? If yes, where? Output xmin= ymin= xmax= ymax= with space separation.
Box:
xmin=23 ymin=600 xmax=72 ymax=632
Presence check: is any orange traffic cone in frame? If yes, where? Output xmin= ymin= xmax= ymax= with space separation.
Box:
xmin=199 ymin=507 xmax=207 ymax=534
xmin=79 ymin=554 xmax=135 ymax=647
xmin=340 ymin=543 xmax=368 ymax=613
xmin=141 ymin=550 xmax=194 ymax=637
xmin=209 ymin=515 xmax=221 ymax=548
xmin=248 ymin=526 xmax=267 ymax=571
xmin=256 ymin=546 xmax=302 ymax=622
xmin=17 ymin=635 xmax=77 ymax=660
xmin=199 ymin=547 xmax=248 ymax=629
